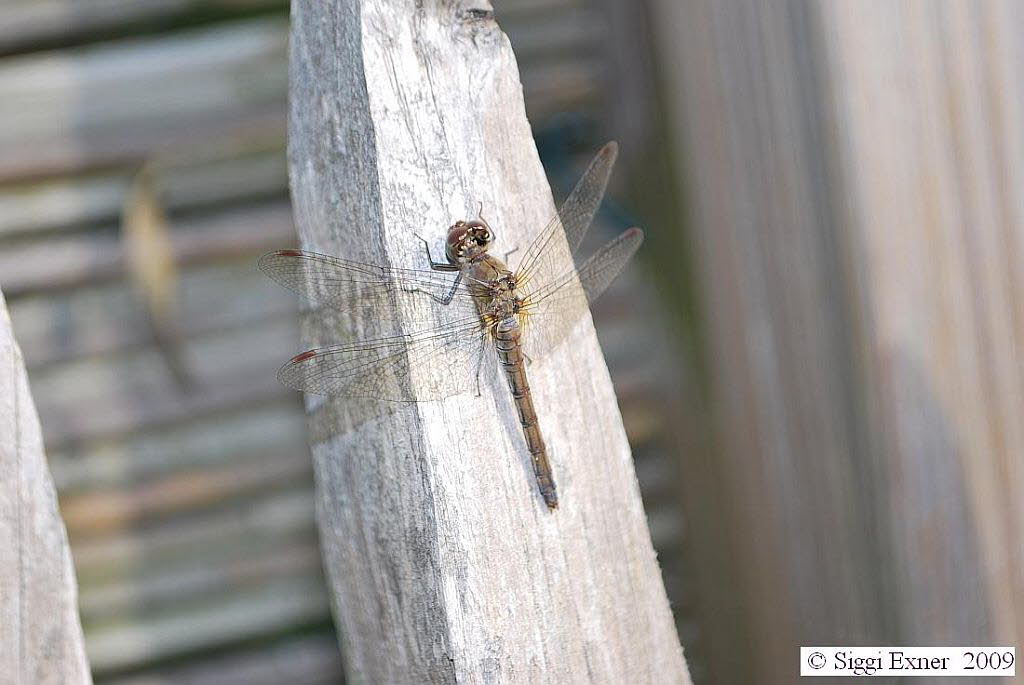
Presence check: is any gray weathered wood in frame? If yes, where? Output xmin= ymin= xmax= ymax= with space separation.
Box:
xmin=650 ymin=0 xmax=1024 ymax=681
xmin=0 ymin=287 xmax=92 ymax=684
xmin=288 ymin=1 xmax=689 ymax=682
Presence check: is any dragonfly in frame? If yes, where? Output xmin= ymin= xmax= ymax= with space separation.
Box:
xmin=259 ymin=142 xmax=642 ymax=511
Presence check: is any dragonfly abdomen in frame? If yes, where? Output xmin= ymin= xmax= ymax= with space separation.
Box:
xmin=493 ymin=318 xmax=558 ymax=510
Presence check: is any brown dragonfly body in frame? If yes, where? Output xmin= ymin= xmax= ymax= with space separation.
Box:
xmin=259 ymin=142 xmax=640 ymax=511
xmin=446 ymin=223 xmax=557 ymax=508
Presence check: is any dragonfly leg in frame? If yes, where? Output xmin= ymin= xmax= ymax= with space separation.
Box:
xmin=473 ymin=336 xmax=488 ymax=398
xmin=435 ymin=270 xmax=463 ymax=305
xmin=503 ymin=245 xmax=520 ymax=263
xmin=409 ymin=233 xmax=462 ymax=304
xmin=414 ymin=233 xmax=460 ymax=271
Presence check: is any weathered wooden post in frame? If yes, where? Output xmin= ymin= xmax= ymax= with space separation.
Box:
xmin=287 ymin=1 xmax=689 ymax=682
xmin=0 ymin=288 xmax=92 ymax=685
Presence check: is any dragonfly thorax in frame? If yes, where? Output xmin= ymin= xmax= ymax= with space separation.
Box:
xmin=490 ymin=272 xmax=518 ymax=295
xmin=486 ymin=292 xmax=524 ymax=321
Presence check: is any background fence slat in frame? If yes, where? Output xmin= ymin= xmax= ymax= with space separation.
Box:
xmin=650 ymin=1 xmax=1024 ymax=681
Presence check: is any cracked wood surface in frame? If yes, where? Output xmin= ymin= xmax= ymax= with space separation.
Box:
xmin=287 ymin=0 xmax=689 ymax=682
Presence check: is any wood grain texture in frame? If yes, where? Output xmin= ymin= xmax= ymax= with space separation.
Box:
xmin=651 ymin=0 xmax=1024 ymax=681
xmin=288 ymin=1 xmax=688 ymax=682
xmin=0 ymin=287 xmax=92 ymax=685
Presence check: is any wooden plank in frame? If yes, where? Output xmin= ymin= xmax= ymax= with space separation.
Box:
xmin=48 ymin=402 xmax=304 ymax=493
xmin=0 ymin=145 xmax=286 ymax=239
xmin=0 ymin=18 xmax=288 ymax=182
xmin=42 ymin=372 xmax=288 ymax=452
xmin=289 ymin=1 xmax=688 ymax=682
xmin=0 ymin=201 xmax=296 ymax=297
xmin=86 ymin=575 xmax=331 ymax=675
xmin=0 ymin=0 xmax=590 ymax=58
xmin=78 ymin=540 xmax=322 ymax=622
xmin=10 ymin=262 xmax=297 ymax=371
xmin=0 ymin=287 xmax=92 ymax=684
xmin=29 ymin=312 xmax=297 ymax=448
xmin=0 ymin=0 xmax=286 ymax=56
xmin=70 ymin=491 xmax=327 ymax=675
xmin=650 ymin=0 xmax=1024 ymax=681
xmin=0 ymin=19 xmax=285 ymax=142
xmin=71 ymin=489 xmax=316 ymax=580
xmin=61 ymin=446 xmax=312 ymax=538
xmin=0 ymin=9 xmax=602 ymax=185
xmin=103 ymin=633 xmax=343 ymax=685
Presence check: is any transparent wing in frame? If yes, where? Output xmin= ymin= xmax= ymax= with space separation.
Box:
xmin=515 ymin=141 xmax=618 ymax=290
xmin=258 ymin=249 xmax=479 ymax=319
xmin=521 ymin=227 xmax=643 ymax=355
xmin=278 ymin=314 xmax=490 ymax=401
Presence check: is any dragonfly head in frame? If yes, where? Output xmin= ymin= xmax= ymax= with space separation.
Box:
xmin=445 ymin=219 xmax=494 ymax=263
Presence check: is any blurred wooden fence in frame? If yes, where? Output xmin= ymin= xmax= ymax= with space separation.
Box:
xmin=0 ymin=1 xmax=694 ymax=682
xmin=650 ymin=1 xmax=1024 ymax=682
